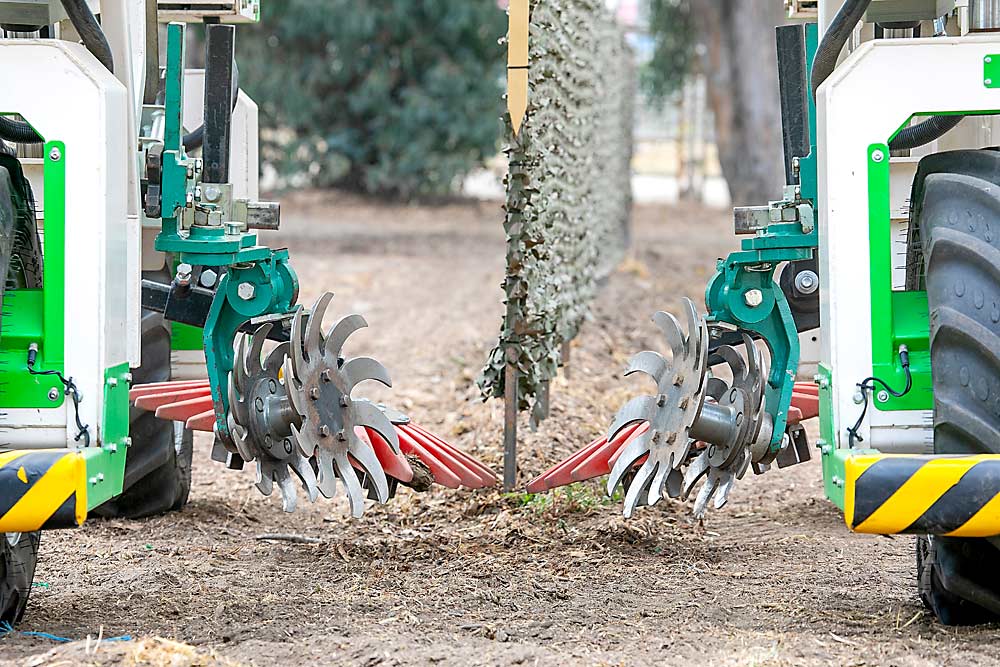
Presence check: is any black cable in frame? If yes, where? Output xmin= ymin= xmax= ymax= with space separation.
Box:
xmin=0 ymin=0 xmax=115 ymax=145
xmin=847 ymin=345 xmax=912 ymax=447
xmin=26 ymin=343 xmax=90 ymax=447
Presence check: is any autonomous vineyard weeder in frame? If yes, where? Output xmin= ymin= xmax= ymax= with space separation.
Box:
xmin=531 ymin=0 xmax=1000 ymax=625
xmin=0 ymin=0 xmax=495 ymax=624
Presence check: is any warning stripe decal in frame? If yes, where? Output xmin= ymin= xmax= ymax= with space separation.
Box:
xmin=846 ymin=455 xmax=1000 ymax=537
xmin=0 ymin=449 xmax=87 ymax=532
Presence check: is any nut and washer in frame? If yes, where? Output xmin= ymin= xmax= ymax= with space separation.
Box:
xmin=48 ymin=147 xmax=61 ymax=162
xmin=48 ymin=387 xmax=61 ymax=401
xmin=871 ymin=149 xmax=885 ymax=163
xmin=794 ymin=270 xmax=819 ymax=295
xmin=743 ymin=289 xmax=764 ymax=308
xmin=877 ymin=390 xmax=890 ymax=402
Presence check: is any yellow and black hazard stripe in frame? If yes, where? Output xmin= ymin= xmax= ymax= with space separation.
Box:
xmin=845 ymin=454 xmax=1000 ymax=537
xmin=0 ymin=450 xmax=87 ymax=532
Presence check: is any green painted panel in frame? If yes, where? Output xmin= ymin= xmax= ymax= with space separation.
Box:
xmin=171 ymin=322 xmax=203 ymax=351
xmin=867 ymin=144 xmax=932 ymax=411
xmin=984 ymin=54 xmax=1000 ymax=88
xmin=0 ymin=141 xmax=66 ymax=408
xmin=87 ymin=362 xmax=131 ymax=508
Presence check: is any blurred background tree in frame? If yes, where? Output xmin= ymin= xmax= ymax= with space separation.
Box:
xmin=237 ymin=0 xmax=506 ymax=198
xmin=644 ymin=0 xmax=785 ymax=205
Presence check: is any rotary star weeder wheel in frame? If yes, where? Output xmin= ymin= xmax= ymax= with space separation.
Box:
xmin=283 ymin=293 xmax=403 ymax=517
xmin=606 ymin=297 xmax=772 ymax=519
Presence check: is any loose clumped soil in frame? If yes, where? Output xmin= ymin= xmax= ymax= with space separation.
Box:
xmin=1 ymin=193 xmax=997 ymax=666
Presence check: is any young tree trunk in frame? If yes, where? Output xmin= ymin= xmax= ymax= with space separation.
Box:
xmin=692 ymin=1 xmax=786 ymax=206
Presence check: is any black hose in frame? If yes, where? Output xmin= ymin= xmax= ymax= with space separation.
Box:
xmin=0 ymin=0 xmax=115 ymax=145
xmin=889 ymin=114 xmax=965 ymax=151
xmin=810 ymin=0 xmax=872 ymax=100
xmin=811 ymin=0 xmax=963 ymax=151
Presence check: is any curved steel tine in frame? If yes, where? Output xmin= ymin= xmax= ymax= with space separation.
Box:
xmin=334 ymin=450 xmax=366 ymax=518
xmin=255 ymin=460 xmax=273 ymax=496
xmin=233 ymin=334 xmax=250 ymax=392
xmin=693 ymin=475 xmax=719 ymax=518
xmin=229 ymin=375 xmax=250 ymax=428
xmin=713 ymin=472 xmax=736 ymax=510
xmin=353 ymin=401 xmax=400 ymax=452
xmin=705 ymin=377 xmax=729 ymax=402
xmin=341 ymin=357 xmax=392 ymax=393
xmin=681 ymin=449 xmax=710 ymax=500
xmin=682 ymin=298 xmax=702 ymax=364
xmin=607 ymin=427 xmax=652 ymax=496
xmin=646 ymin=460 xmax=671 ymax=507
xmin=231 ymin=421 xmax=254 ymax=462
xmin=716 ymin=345 xmax=747 ymax=384
xmin=622 ymin=460 xmax=657 ymax=519
xmin=273 ymin=467 xmax=298 ymax=513
xmin=289 ymin=453 xmax=319 ymax=503
xmin=740 ymin=333 xmax=759 ymax=379
xmin=247 ymin=323 xmax=272 ymax=375
xmin=325 ymin=314 xmax=368 ymax=360
xmin=306 ymin=292 xmax=334 ymax=360
xmin=290 ymin=306 xmax=307 ymax=381
xmin=735 ymin=447 xmax=753 ymax=480
xmin=652 ymin=311 xmax=686 ymax=364
xmin=625 ymin=350 xmax=669 ymax=386
xmin=283 ymin=358 xmax=305 ymax=418
xmin=665 ymin=467 xmax=684 ymax=498
xmin=348 ymin=432 xmax=389 ymax=503
xmin=607 ymin=395 xmax=656 ymax=443
xmin=291 ymin=421 xmax=318 ymax=458
xmin=264 ymin=341 xmax=289 ymax=376
xmin=314 ymin=448 xmax=338 ymax=498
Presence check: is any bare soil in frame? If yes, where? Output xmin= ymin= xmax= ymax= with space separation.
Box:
xmin=2 ymin=194 xmax=998 ymax=666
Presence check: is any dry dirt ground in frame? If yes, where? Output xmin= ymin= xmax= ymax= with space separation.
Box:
xmin=1 ymin=194 xmax=999 ymax=666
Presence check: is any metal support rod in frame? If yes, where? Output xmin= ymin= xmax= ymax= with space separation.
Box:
xmin=202 ymin=24 xmax=235 ymax=184
xmin=561 ymin=340 xmax=571 ymax=379
xmin=503 ymin=349 xmax=518 ymax=491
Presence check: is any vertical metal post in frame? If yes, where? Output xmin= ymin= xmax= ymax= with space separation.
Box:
xmin=202 ymin=24 xmax=235 ymax=185
xmin=503 ymin=347 xmax=518 ymax=491
xmin=561 ymin=340 xmax=571 ymax=379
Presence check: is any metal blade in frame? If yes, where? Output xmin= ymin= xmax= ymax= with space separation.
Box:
xmin=291 ymin=420 xmax=319 ymax=457
xmin=652 ymin=311 xmax=686 ymax=364
xmin=347 ymin=431 xmax=389 ymax=503
xmin=283 ymin=358 xmax=305 ymax=418
xmin=717 ymin=345 xmax=747 ymax=384
xmin=607 ymin=394 xmax=656 ymax=443
xmin=352 ymin=401 xmax=400 ymax=453
xmin=607 ymin=427 xmax=652 ymax=496
xmin=682 ymin=298 xmax=702 ymax=365
xmin=229 ymin=375 xmax=250 ymax=429
xmin=622 ymin=459 xmax=657 ymax=518
xmin=247 ymin=323 xmax=271 ymax=375
xmin=713 ymin=471 xmax=736 ymax=510
xmin=264 ymin=341 xmax=289 ymax=376
xmin=693 ymin=475 xmax=719 ymax=518
xmin=705 ymin=377 xmax=729 ymax=402
xmin=334 ymin=450 xmax=366 ymax=518
xmin=255 ymin=460 xmax=273 ymax=496
xmin=681 ymin=449 xmax=710 ymax=500
xmin=314 ymin=447 xmax=338 ymax=499
xmin=341 ymin=357 xmax=392 ymax=393
xmin=290 ymin=306 xmax=307 ymax=382
xmin=289 ymin=453 xmax=320 ymax=503
xmin=646 ymin=458 xmax=672 ymax=506
xmin=233 ymin=334 xmax=250 ymax=392
xmin=625 ymin=350 xmax=669 ymax=386
xmin=274 ymin=467 xmax=298 ymax=513
xmin=665 ymin=467 xmax=684 ymax=498
xmin=325 ymin=314 xmax=368 ymax=360
xmin=306 ymin=292 xmax=334 ymax=361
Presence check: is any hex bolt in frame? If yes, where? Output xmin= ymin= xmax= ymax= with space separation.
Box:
xmin=320 ymin=370 xmax=332 ymax=383
xmin=125 ymin=437 xmax=133 ymax=447
xmin=176 ymin=263 xmax=193 ymax=286
xmin=107 ymin=377 xmax=118 ymax=387
xmin=794 ymin=270 xmax=819 ymax=295
xmin=871 ymin=149 xmax=885 ymax=163
xmin=309 ymin=387 xmax=321 ymax=400
xmin=200 ymin=269 xmax=219 ymax=288
xmin=124 ymin=372 xmax=133 ymax=384
xmin=336 ymin=429 xmax=347 ymax=442
xmin=853 ymin=389 xmax=865 ymax=404
xmin=48 ymin=147 xmax=61 ymax=162
xmin=48 ymin=387 xmax=60 ymax=401
xmin=877 ymin=390 xmax=890 ymax=402
xmin=108 ymin=443 xmax=118 ymax=453
xmin=237 ymin=282 xmax=256 ymax=301
xmin=743 ymin=289 xmax=764 ymax=308
xmin=319 ymin=425 xmax=331 ymax=438
xmin=339 ymin=396 xmax=349 ymax=407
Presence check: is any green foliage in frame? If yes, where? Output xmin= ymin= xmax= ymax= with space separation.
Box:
xmin=479 ymin=0 xmax=634 ymax=417
xmin=642 ymin=0 xmax=695 ymax=105
xmin=236 ymin=0 xmax=506 ymax=197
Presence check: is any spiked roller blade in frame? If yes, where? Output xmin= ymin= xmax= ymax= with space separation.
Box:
xmin=605 ymin=297 xmax=708 ymax=517
xmin=282 ymin=293 xmax=401 ymax=518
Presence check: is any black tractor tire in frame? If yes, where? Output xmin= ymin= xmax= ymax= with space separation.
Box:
xmin=910 ymin=157 xmax=1000 ymax=625
xmin=0 ymin=532 xmax=40 ymax=625
xmin=94 ymin=285 xmax=193 ymax=519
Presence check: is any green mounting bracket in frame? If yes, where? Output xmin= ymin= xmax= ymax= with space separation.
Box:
xmin=0 ymin=142 xmax=66 ymax=408
xmin=866 ymin=143 xmax=932 ymax=411
xmin=985 ymin=54 xmax=1000 ymax=88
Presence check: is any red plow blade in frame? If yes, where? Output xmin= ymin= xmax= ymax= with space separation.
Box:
xmin=130 ymin=380 xmax=497 ymax=490
xmin=527 ymin=380 xmax=820 ymax=494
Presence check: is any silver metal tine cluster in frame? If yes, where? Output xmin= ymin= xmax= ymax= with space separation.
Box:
xmin=606 ymin=297 xmax=708 ymax=518
xmin=283 ymin=292 xmax=401 ymax=518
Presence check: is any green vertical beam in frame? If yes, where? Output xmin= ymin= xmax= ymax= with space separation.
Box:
xmin=163 ymin=23 xmax=185 ymax=153
xmin=43 ymin=141 xmax=65 ymax=370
